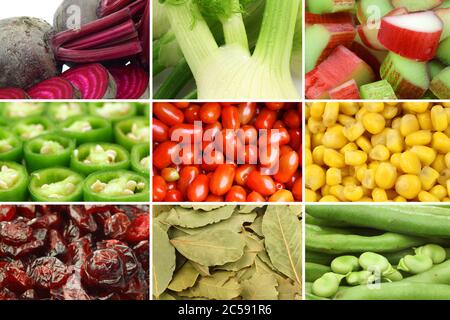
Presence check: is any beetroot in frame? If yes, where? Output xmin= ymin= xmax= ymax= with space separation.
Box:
xmin=108 ymin=64 xmax=149 ymax=99
xmin=62 ymin=63 xmax=117 ymax=99
xmin=27 ymin=77 xmax=81 ymax=99
xmin=0 ymin=88 xmax=30 ymax=99
xmin=0 ymin=17 xmax=60 ymax=89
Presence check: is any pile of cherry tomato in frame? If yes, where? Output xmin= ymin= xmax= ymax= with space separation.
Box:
xmin=152 ymin=102 xmax=302 ymax=202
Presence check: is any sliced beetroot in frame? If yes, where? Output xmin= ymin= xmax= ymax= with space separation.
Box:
xmin=27 ymin=77 xmax=81 ymax=99
xmin=62 ymin=64 xmax=117 ymax=99
xmin=108 ymin=64 xmax=148 ymax=99
xmin=0 ymin=88 xmax=29 ymax=99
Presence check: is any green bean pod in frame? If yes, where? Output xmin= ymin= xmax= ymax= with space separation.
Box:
xmin=312 ymin=272 xmax=345 ymax=298
xmin=415 ymin=244 xmax=447 ymax=264
xmin=306 ymin=262 xmax=332 ymax=282
xmin=306 ymin=251 xmax=339 ymax=265
xmin=307 ymin=205 xmax=450 ymax=238
xmin=404 ymin=260 xmax=450 ymax=284
xmin=331 ymin=256 xmax=360 ymax=275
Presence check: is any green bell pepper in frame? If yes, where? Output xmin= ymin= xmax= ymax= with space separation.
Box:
xmin=83 ymin=170 xmax=149 ymax=202
xmin=136 ymin=103 xmax=148 ymax=116
xmin=0 ymin=128 xmax=23 ymax=162
xmin=114 ymin=117 xmax=150 ymax=151
xmin=24 ymin=134 xmax=76 ymax=172
xmin=131 ymin=143 xmax=150 ymax=177
xmin=46 ymin=103 xmax=88 ymax=122
xmin=3 ymin=103 xmax=45 ymax=121
xmin=29 ymin=168 xmax=84 ymax=202
xmin=60 ymin=115 xmax=113 ymax=146
xmin=11 ymin=116 xmax=55 ymax=140
xmin=0 ymin=161 xmax=28 ymax=201
xmin=88 ymin=103 xmax=137 ymax=123
xmin=71 ymin=143 xmax=130 ymax=176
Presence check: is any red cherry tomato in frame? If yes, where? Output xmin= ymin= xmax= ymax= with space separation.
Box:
xmin=246 ymin=171 xmax=276 ymax=196
xmin=283 ymin=109 xmax=301 ymax=129
xmin=254 ymin=108 xmax=277 ymax=130
xmin=184 ymin=104 xmax=201 ymax=123
xmin=269 ymin=190 xmax=294 ymax=202
xmin=221 ymin=105 xmax=240 ymax=130
xmin=152 ymin=118 xmax=169 ymax=142
xmin=173 ymin=102 xmax=190 ymax=109
xmin=238 ymin=102 xmax=256 ymax=125
xmin=292 ymin=176 xmax=302 ymax=201
xmin=154 ymin=102 xmax=185 ymax=126
xmin=187 ymin=174 xmax=210 ymax=202
xmin=247 ymin=191 xmax=266 ymax=202
xmin=265 ymin=102 xmax=285 ymax=110
xmin=177 ymin=166 xmax=199 ymax=198
xmin=166 ymin=181 xmax=177 ymax=191
xmin=164 ymin=190 xmax=183 ymax=201
xmin=153 ymin=176 xmax=167 ymax=201
xmin=203 ymin=122 xmax=222 ymax=142
xmin=235 ymin=164 xmax=256 ymax=186
xmin=161 ymin=167 xmax=180 ymax=182
xmin=225 ymin=186 xmax=247 ymax=202
xmin=153 ymin=141 xmax=179 ymax=169
xmin=289 ymin=129 xmax=301 ymax=152
xmin=274 ymin=150 xmax=300 ymax=183
xmin=238 ymin=125 xmax=258 ymax=145
xmin=199 ymin=102 xmax=221 ymax=124
xmin=205 ymin=194 xmax=224 ymax=202
xmin=210 ymin=164 xmax=236 ymax=196
xmin=202 ymin=149 xmax=225 ymax=171
xmin=169 ymin=124 xmax=203 ymax=145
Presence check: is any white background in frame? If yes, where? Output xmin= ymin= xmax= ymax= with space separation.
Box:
xmin=0 ymin=0 xmax=62 ymax=24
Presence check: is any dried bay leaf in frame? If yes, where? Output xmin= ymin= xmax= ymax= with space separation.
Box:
xmin=153 ymin=205 xmax=175 ymax=217
xmin=216 ymin=232 xmax=263 ymax=271
xmin=277 ymin=277 xmax=301 ymax=300
xmin=180 ymin=204 xmax=225 ymax=211
xmin=241 ymin=273 xmax=279 ymax=300
xmin=174 ymin=213 xmax=257 ymax=235
xmin=158 ymin=292 xmax=177 ymax=300
xmin=179 ymin=271 xmax=241 ymax=300
xmin=168 ymin=262 xmax=200 ymax=292
xmin=190 ymin=261 xmax=211 ymax=276
xmin=166 ymin=206 xmax=236 ymax=228
xmin=153 ymin=223 xmax=176 ymax=297
xmin=247 ymin=216 xmax=263 ymax=237
xmin=238 ymin=205 xmax=263 ymax=213
xmin=262 ymin=206 xmax=302 ymax=284
xmin=170 ymin=229 xmax=246 ymax=266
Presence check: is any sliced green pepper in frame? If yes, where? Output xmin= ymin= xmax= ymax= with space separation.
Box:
xmin=71 ymin=143 xmax=130 ymax=176
xmin=3 ymin=103 xmax=45 ymax=121
xmin=0 ymin=161 xmax=28 ymax=201
xmin=24 ymin=134 xmax=76 ymax=172
xmin=60 ymin=115 xmax=113 ymax=146
xmin=83 ymin=170 xmax=149 ymax=202
xmin=29 ymin=168 xmax=84 ymax=202
xmin=136 ymin=103 xmax=148 ymax=116
xmin=131 ymin=143 xmax=150 ymax=177
xmin=46 ymin=103 xmax=88 ymax=122
xmin=0 ymin=128 xmax=23 ymax=162
xmin=88 ymin=103 xmax=137 ymax=123
xmin=114 ymin=117 xmax=150 ymax=151
xmin=11 ymin=116 xmax=55 ymax=140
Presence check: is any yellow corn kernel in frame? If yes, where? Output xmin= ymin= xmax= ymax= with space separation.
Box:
xmin=369 ymin=145 xmax=390 ymax=161
xmin=323 ymin=148 xmax=345 ymax=168
xmin=305 ymin=189 xmax=318 ymax=202
xmin=343 ymin=121 xmax=365 ymax=142
xmin=340 ymin=166 xmax=352 ymax=178
xmin=438 ymin=169 xmax=450 ymax=186
xmin=340 ymin=102 xmax=359 ymax=116
xmin=355 ymin=107 xmax=368 ymax=122
xmin=305 ymin=132 xmax=311 ymax=150
xmin=390 ymin=153 xmax=402 ymax=170
xmin=419 ymin=166 xmax=439 ymax=190
xmin=375 ymin=162 xmax=397 ymax=189
xmin=310 ymin=102 xmax=326 ymax=120
xmin=355 ymin=164 xmax=368 ymax=182
xmin=405 ymin=130 xmax=432 ymax=146
xmin=445 ymin=107 xmax=450 ymax=122
xmin=329 ymin=185 xmax=346 ymax=201
xmin=307 ymin=118 xmax=326 ymax=134
xmin=362 ymin=112 xmax=385 ymax=134
xmin=356 ymin=136 xmax=372 ymax=153
xmin=444 ymin=103 xmax=450 ymax=108
xmin=372 ymin=188 xmax=388 ymax=202
xmin=432 ymin=132 xmax=450 ymax=153
xmin=312 ymin=145 xmax=326 ymax=165
xmin=409 ymin=146 xmax=436 ymax=166
xmin=321 ymin=185 xmax=331 ymax=196
xmin=400 ymin=114 xmax=420 ymax=136
xmin=306 ymin=164 xmax=326 ymax=191
xmin=403 ymin=102 xmax=430 ymax=113
xmin=338 ymin=114 xmax=356 ymax=127
xmin=400 ymin=151 xmax=422 ymax=175
xmin=343 ymin=185 xmax=364 ymax=201
xmin=323 ymin=102 xmax=339 ymax=127
xmin=417 ymin=112 xmax=432 ymax=130
xmin=382 ymin=105 xmax=399 ymax=119
xmin=312 ymin=132 xmax=324 ymax=148
xmin=305 ymin=149 xmax=313 ymax=165
xmin=386 ymin=129 xmax=404 ymax=153
xmin=342 ymin=176 xmax=359 ymax=186
xmin=431 ymin=105 xmax=448 ymax=131
xmin=391 ymin=118 xmax=401 ymax=130
xmin=395 ymin=174 xmax=421 ymax=199
xmin=418 ymin=191 xmax=439 ymax=202
xmin=361 ymin=169 xmax=375 ymax=189
xmin=364 ymin=102 xmax=384 ymax=113
xmin=393 ymin=196 xmax=407 ymax=202
xmin=430 ymin=185 xmax=447 ymax=200
xmin=340 ymin=142 xmax=358 ymax=155
xmin=432 ymin=154 xmax=446 ymax=173
xmin=445 ymin=152 xmax=450 ymax=169
xmin=319 ymin=195 xmax=340 ymax=202
xmin=344 ymin=150 xmax=368 ymax=166
xmin=371 ymin=130 xmax=387 ymax=146
xmin=356 ymin=197 xmax=373 ymax=202
xmin=446 ymin=180 xmax=450 ymax=198
xmin=443 ymin=197 xmax=450 ymax=202
xmin=326 ymin=168 xmax=342 ymax=186
xmin=368 ymin=161 xmax=380 ymax=170
xmin=322 ymin=126 xmax=348 ymax=149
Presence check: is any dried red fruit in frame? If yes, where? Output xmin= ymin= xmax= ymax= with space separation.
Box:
xmin=82 ymin=249 xmax=126 ymax=289
xmin=0 ymin=221 xmax=33 ymax=245
xmin=28 ymin=257 xmax=69 ymax=290
xmin=68 ymin=206 xmax=97 ymax=233
xmin=48 ymin=230 xmax=68 ymax=260
xmin=104 ymin=212 xmax=131 ymax=240
xmin=125 ymin=214 xmax=149 ymax=243
xmin=0 ymin=205 xmax=16 ymax=222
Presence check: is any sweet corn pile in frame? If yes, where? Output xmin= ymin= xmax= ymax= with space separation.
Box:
xmin=306 ymin=102 xmax=450 ymax=202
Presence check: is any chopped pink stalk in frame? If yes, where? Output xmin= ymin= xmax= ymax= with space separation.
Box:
xmin=0 ymin=88 xmax=29 ymax=99
xmin=349 ymin=37 xmax=387 ymax=77
xmin=318 ymin=23 xmax=356 ymax=65
xmin=378 ymin=11 xmax=443 ymax=61
xmin=27 ymin=77 xmax=81 ymax=99
xmin=139 ymin=0 xmax=149 ymax=66
xmin=56 ymin=42 xmax=142 ymax=63
xmin=305 ymin=12 xmax=354 ymax=24
xmin=108 ymin=64 xmax=149 ymax=99
xmin=99 ymin=0 xmax=135 ymax=17
xmin=62 ymin=63 xmax=117 ymax=99
xmin=329 ymin=79 xmax=361 ymax=99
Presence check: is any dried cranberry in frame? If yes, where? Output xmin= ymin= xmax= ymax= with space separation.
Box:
xmin=21 ymin=289 xmax=37 ymax=300
xmin=33 ymin=228 xmax=48 ymax=242
xmin=0 ymin=288 xmax=16 ymax=300
xmin=0 ymin=221 xmax=32 ymax=245
xmin=121 ymin=272 xmax=148 ymax=300
xmin=82 ymin=249 xmax=126 ymax=289
xmin=5 ymin=264 xmax=33 ymax=293
xmin=51 ymin=272 xmax=90 ymax=300
xmin=125 ymin=214 xmax=149 ymax=243
xmin=12 ymin=240 xmax=45 ymax=258
xmin=133 ymin=241 xmax=149 ymax=272
xmin=67 ymin=236 xmax=93 ymax=268
xmin=104 ymin=212 xmax=131 ymax=240
xmin=69 ymin=206 xmax=97 ymax=233
xmin=0 ymin=206 xmax=15 ymax=222
xmin=16 ymin=206 xmax=36 ymax=219
xmin=63 ymin=219 xmax=83 ymax=242
xmin=97 ymin=240 xmax=138 ymax=279
xmin=28 ymin=257 xmax=69 ymax=290
xmin=48 ymin=230 xmax=68 ymax=260
xmin=29 ymin=213 xmax=61 ymax=229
